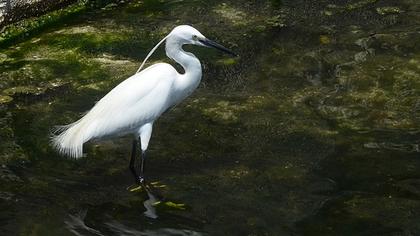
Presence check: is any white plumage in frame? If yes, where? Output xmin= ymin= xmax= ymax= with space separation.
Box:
xmin=51 ymin=24 xmax=236 ymax=184
xmin=52 ymin=63 xmax=179 ymax=158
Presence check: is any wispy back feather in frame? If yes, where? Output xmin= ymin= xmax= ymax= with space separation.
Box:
xmin=51 ymin=118 xmax=92 ymax=158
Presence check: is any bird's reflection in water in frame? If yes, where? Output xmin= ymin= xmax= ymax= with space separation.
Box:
xmin=64 ymin=184 xmax=198 ymax=235
xmin=65 ymin=210 xmax=105 ymax=236
xmin=142 ymin=184 xmax=160 ymax=219
xmin=65 ymin=207 xmax=203 ymax=235
xmin=105 ymin=220 xmax=204 ymax=236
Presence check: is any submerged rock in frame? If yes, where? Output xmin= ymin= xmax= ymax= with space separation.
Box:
xmin=0 ymin=95 xmax=13 ymax=106
xmin=376 ymin=6 xmax=402 ymax=15
xmin=202 ymin=100 xmax=242 ymax=123
xmin=0 ymin=53 xmax=8 ymax=63
xmin=0 ymin=191 xmax=15 ymax=201
xmin=0 ymin=165 xmax=21 ymax=182
xmin=1 ymin=80 xmax=70 ymax=104
xmin=213 ymin=3 xmax=250 ymax=27
xmin=0 ymin=111 xmax=27 ymax=165
xmin=3 ymin=85 xmax=45 ymax=97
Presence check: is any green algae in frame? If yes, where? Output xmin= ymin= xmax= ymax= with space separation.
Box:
xmin=376 ymin=6 xmax=402 ymax=15
xmin=3 ymin=86 xmax=45 ymax=96
xmin=0 ymin=1 xmax=88 ymax=48
xmin=0 ymin=95 xmax=13 ymax=105
xmin=213 ymin=3 xmax=251 ymax=26
xmin=215 ymin=57 xmax=238 ymax=66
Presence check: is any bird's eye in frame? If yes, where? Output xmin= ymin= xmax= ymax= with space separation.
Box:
xmin=192 ymin=35 xmax=198 ymax=40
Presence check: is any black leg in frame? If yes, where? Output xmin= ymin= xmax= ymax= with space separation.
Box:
xmin=129 ymin=144 xmax=163 ymax=199
xmin=129 ymin=140 xmax=139 ymax=183
xmin=129 ymin=138 xmax=147 ymax=185
xmin=139 ymin=150 xmax=146 ymax=184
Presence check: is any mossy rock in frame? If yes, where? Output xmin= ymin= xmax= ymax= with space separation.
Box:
xmin=376 ymin=7 xmax=402 ymax=15
xmin=3 ymin=86 xmax=46 ymax=97
xmin=1 ymin=80 xmax=70 ymax=104
xmin=0 ymin=95 xmax=13 ymax=106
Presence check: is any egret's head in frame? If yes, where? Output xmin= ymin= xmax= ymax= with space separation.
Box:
xmin=136 ymin=25 xmax=237 ymax=73
xmin=169 ymin=25 xmax=205 ymax=45
xmin=169 ymin=25 xmax=237 ymax=56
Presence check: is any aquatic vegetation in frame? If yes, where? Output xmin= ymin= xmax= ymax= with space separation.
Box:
xmin=376 ymin=6 xmax=402 ymax=15
xmin=0 ymin=1 xmax=87 ymax=47
xmin=213 ymin=3 xmax=251 ymax=26
xmin=0 ymin=95 xmax=13 ymax=105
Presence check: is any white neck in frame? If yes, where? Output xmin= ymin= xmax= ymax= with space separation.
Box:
xmin=165 ymin=37 xmax=202 ymax=95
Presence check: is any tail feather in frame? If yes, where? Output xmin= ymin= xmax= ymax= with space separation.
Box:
xmin=51 ymin=120 xmax=89 ymax=158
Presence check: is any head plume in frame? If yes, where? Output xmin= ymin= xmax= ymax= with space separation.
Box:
xmin=136 ymin=34 xmax=169 ymax=73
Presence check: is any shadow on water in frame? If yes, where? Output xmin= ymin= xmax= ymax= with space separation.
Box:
xmin=1 ymin=0 xmax=420 ymax=235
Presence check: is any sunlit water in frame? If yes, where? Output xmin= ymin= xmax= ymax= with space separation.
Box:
xmin=1 ymin=0 xmax=419 ymax=235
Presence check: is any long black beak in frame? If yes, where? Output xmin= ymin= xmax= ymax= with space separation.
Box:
xmin=199 ymin=38 xmax=237 ymax=57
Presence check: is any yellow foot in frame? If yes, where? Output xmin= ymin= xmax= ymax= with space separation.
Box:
xmin=150 ymin=181 xmax=167 ymax=188
xmin=152 ymin=200 xmax=186 ymax=210
xmin=127 ymin=181 xmax=165 ymax=192
xmin=164 ymin=201 xmax=186 ymax=210
xmin=127 ymin=185 xmax=143 ymax=192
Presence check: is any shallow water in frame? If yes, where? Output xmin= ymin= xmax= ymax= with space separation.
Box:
xmin=1 ymin=0 xmax=420 ymax=235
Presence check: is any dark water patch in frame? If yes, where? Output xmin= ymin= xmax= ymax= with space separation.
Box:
xmin=296 ymin=192 xmax=414 ymax=236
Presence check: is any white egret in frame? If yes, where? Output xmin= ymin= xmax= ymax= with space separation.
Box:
xmin=52 ymin=25 xmax=236 ymax=185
